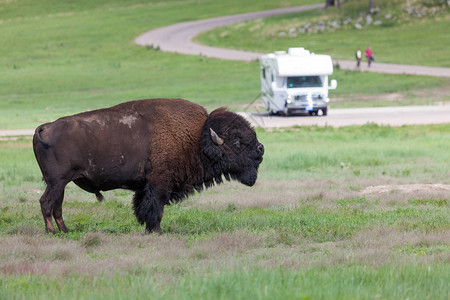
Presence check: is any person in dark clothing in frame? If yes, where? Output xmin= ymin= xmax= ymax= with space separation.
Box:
xmin=355 ymin=48 xmax=362 ymax=69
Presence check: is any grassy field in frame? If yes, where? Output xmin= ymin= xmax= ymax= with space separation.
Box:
xmin=1 ymin=0 xmax=449 ymax=129
xmin=1 ymin=125 xmax=450 ymax=299
xmin=0 ymin=0 xmax=318 ymax=130
xmin=1 ymin=0 xmax=449 ymax=299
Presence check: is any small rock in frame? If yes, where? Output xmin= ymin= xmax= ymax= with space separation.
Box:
xmin=316 ymin=21 xmax=325 ymax=30
xmin=303 ymin=23 xmax=311 ymax=32
xmin=374 ymin=20 xmax=382 ymax=26
xmin=328 ymin=20 xmax=340 ymax=28
xmin=370 ymin=8 xmax=380 ymax=15
xmin=288 ymin=27 xmax=297 ymax=36
xmin=354 ymin=23 xmax=363 ymax=30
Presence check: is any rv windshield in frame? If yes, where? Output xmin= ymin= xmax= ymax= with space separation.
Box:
xmin=287 ymin=76 xmax=322 ymax=88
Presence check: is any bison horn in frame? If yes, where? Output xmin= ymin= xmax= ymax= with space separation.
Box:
xmin=210 ymin=128 xmax=224 ymax=145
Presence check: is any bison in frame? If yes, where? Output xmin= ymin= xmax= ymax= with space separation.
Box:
xmin=33 ymin=98 xmax=264 ymax=234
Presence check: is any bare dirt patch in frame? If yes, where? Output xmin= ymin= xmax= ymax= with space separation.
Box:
xmin=332 ymin=86 xmax=450 ymax=105
xmin=361 ymin=184 xmax=450 ymax=196
xmin=0 ymin=141 xmax=31 ymax=148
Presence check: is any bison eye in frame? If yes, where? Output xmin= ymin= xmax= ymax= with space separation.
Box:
xmin=233 ymin=139 xmax=240 ymax=148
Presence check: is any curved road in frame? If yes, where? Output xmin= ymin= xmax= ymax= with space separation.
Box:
xmin=137 ymin=3 xmax=450 ymax=129
xmin=135 ymin=4 xmax=450 ymax=78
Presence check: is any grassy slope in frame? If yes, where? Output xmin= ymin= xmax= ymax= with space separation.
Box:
xmin=0 ymin=0 xmax=318 ymax=129
xmin=1 ymin=0 xmax=449 ymax=129
xmin=197 ymin=0 xmax=450 ymax=66
xmin=195 ymin=0 xmax=450 ymax=108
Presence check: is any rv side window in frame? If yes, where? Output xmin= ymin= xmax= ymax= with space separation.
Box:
xmin=262 ymin=68 xmax=266 ymax=79
xmin=287 ymin=76 xmax=322 ymax=88
xmin=271 ymin=74 xmax=274 ymax=82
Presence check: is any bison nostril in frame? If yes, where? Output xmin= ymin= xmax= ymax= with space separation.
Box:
xmin=258 ymin=143 xmax=264 ymax=154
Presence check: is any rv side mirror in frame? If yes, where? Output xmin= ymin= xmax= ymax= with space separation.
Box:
xmin=329 ymin=79 xmax=337 ymax=90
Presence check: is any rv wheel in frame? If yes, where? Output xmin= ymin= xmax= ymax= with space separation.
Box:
xmin=321 ymin=108 xmax=328 ymax=116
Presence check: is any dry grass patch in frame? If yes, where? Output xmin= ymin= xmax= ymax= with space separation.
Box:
xmin=182 ymin=178 xmax=450 ymax=211
xmin=182 ymin=179 xmax=362 ymax=210
xmin=0 ymin=231 xmax=262 ymax=278
xmin=0 ymin=227 xmax=448 ymax=281
xmin=233 ymin=227 xmax=450 ymax=271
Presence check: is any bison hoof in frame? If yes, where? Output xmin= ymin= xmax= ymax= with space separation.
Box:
xmin=145 ymin=228 xmax=162 ymax=235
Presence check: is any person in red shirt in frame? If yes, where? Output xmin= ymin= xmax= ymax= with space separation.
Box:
xmin=365 ymin=47 xmax=374 ymax=67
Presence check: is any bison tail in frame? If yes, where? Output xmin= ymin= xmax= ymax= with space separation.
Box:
xmin=95 ymin=192 xmax=104 ymax=202
xmin=33 ymin=125 xmax=51 ymax=149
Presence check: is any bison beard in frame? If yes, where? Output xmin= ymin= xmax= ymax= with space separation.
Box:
xmin=33 ymin=99 xmax=264 ymax=234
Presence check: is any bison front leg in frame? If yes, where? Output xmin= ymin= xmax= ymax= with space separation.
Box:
xmin=132 ymin=185 xmax=165 ymax=234
xmin=145 ymin=204 xmax=164 ymax=234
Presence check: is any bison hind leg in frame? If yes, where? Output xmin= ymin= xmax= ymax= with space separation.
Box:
xmin=95 ymin=191 xmax=104 ymax=202
xmin=40 ymin=183 xmax=67 ymax=234
xmin=132 ymin=185 xmax=164 ymax=234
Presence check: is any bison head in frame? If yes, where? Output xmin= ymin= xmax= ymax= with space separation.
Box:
xmin=201 ymin=108 xmax=264 ymax=187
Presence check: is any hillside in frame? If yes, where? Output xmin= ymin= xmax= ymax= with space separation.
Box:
xmin=197 ymin=0 xmax=450 ymax=66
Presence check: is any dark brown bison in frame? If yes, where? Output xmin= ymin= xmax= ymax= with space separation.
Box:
xmin=33 ymin=98 xmax=264 ymax=234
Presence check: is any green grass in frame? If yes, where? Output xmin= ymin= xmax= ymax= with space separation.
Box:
xmin=260 ymin=124 xmax=450 ymax=180
xmin=1 ymin=1 xmax=450 ymax=299
xmin=2 ymin=124 xmax=450 ymax=193
xmin=1 ymin=264 xmax=449 ymax=300
xmin=0 ymin=0 xmax=318 ymax=129
xmin=1 ymin=125 xmax=450 ymax=299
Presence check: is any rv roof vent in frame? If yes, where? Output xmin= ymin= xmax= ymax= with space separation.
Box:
xmin=288 ymin=47 xmax=310 ymax=56
xmin=274 ymin=51 xmax=286 ymax=55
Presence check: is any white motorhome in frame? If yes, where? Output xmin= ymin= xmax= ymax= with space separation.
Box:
xmin=260 ymin=47 xmax=337 ymax=116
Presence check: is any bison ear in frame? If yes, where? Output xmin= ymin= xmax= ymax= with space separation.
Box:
xmin=210 ymin=128 xmax=224 ymax=146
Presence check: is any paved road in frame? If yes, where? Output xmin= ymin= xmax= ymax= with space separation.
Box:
xmin=241 ymin=105 xmax=450 ymax=128
xmin=135 ymin=4 xmax=450 ymax=78
xmin=0 ymin=129 xmax=35 ymax=137
xmin=1 ymin=105 xmax=449 ymax=137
